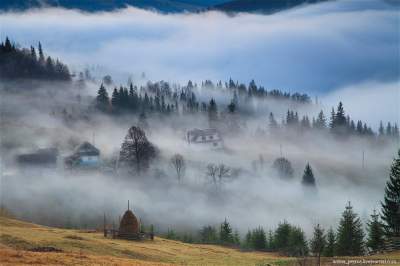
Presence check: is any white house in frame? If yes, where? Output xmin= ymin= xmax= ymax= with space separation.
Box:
xmin=186 ymin=128 xmax=223 ymax=149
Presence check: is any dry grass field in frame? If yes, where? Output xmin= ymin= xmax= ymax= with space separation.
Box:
xmin=0 ymin=215 xmax=289 ymax=266
xmin=1 ymin=214 xmax=399 ymax=266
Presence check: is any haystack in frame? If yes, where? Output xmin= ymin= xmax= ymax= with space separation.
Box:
xmin=118 ymin=209 xmax=140 ymax=240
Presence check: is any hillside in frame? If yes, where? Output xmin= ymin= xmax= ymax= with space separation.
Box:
xmin=213 ymin=0 xmax=330 ymax=14
xmin=0 ymin=215 xmax=288 ymax=266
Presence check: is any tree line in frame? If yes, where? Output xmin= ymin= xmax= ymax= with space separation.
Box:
xmin=95 ymin=78 xmax=311 ymax=117
xmin=0 ymin=37 xmax=71 ymax=81
xmin=163 ymin=150 xmax=400 ymax=257
xmin=268 ymin=102 xmax=399 ymax=142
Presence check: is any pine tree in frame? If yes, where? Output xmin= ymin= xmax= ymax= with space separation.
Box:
xmin=220 ymin=218 xmax=234 ymax=245
xmin=323 ymin=227 xmax=336 ymax=257
xmin=208 ymin=98 xmax=218 ymax=126
xmin=315 ymin=110 xmax=326 ymax=130
xmin=274 ymin=221 xmax=291 ymax=253
xmin=251 ymin=227 xmax=267 ymax=250
xmin=111 ymin=88 xmax=120 ymax=110
xmin=287 ymin=226 xmax=308 ymax=257
xmin=96 ymin=84 xmax=110 ymax=112
xmin=379 ymin=121 xmax=385 ymax=137
xmin=302 ymin=163 xmax=316 ymax=186
xmin=245 ymin=230 xmax=253 ymax=249
xmin=336 ymin=202 xmax=365 ymax=256
xmin=381 ymin=150 xmax=400 ymax=238
xmin=30 ymin=46 xmax=37 ymax=61
xmin=269 ymin=112 xmax=278 ymax=132
xmin=386 ymin=122 xmax=392 ymax=137
xmin=366 ymin=210 xmax=385 ymax=252
xmin=38 ymin=42 xmax=45 ymax=64
xmin=310 ymin=224 xmax=326 ymax=266
xmin=329 ymin=108 xmax=336 ymax=129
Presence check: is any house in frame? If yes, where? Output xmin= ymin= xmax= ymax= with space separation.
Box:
xmin=186 ymin=128 xmax=223 ymax=149
xmin=16 ymin=148 xmax=59 ymax=168
xmin=64 ymin=142 xmax=100 ymax=168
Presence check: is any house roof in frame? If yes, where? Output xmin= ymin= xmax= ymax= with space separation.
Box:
xmin=187 ymin=128 xmax=222 ymax=143
xmin=75 ymin=142 xmax=100 ymax=156
xmin=17 ymin=148 xmax=58 ymax=165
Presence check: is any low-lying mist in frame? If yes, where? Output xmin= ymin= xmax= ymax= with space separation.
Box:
xmin=0 ymin=79 xmax=398 ymax=238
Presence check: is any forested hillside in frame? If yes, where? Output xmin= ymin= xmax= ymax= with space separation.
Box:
xmin=0 ymin=37 xmax=71 ymax=81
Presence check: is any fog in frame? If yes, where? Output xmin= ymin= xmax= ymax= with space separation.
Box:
xmin=0 ymin=80 xmax=398 ymax=237
xmin=0 ymin=0 xmax=399 ymax=239
xmin=0 ymin=0 xmax=399 ymax=92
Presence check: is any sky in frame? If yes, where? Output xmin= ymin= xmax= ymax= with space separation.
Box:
xmin=0 ymin=0 xmax=398 ymax=94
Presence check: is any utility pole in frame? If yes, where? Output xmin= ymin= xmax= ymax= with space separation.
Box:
xmin=362 ymin=150 xmax=365 ymax=170
xmin=280 ymin=144 xmax=283 ymax=157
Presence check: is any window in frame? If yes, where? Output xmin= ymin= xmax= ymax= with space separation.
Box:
xmin=209 ymin=135 xmax=214 ymax=140
xmin=202 ymin=136 xmax=206 ymax=141
xmin=213 ymin=142 xmax=218 ymax=147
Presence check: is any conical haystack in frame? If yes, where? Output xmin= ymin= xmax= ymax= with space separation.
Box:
xmin=118 ymin=210 xmax=140 ymax=239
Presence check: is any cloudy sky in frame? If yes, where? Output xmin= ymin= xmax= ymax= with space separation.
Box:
xmin=0 ymin=0 xmax=398 ymax=93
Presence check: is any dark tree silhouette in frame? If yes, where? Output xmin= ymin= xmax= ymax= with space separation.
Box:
xmin=302 ymin=163 xmax=316 ymax=186
xmin=119 ymin=126 xmax=157 ymax=174
xmin=381 ymin=149 xmax=400 ymax=238
xmin=336 ymin=202 xmax=365 ymax=256
xmin=272 ymin=157 xmax=294 ymax=179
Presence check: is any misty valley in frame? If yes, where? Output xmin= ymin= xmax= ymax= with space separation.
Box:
xmin=0 ymin=0 xmax=399 ymax=265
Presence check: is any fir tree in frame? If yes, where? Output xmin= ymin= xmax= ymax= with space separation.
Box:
xmin=208 ymin=98 xmax=218 ymax=126
xmin=269 ymin=112 xmax=278 ymax=131
xmin=366 ymin=209 xmax=385 ymax=252
xmin=251 ymin=227 xmax=267 ymax=250
xmin=96 ymin=84 xmax=110 ymax=111
xmin=323 ymin=227 xmax=336 ymax=257
xmin=310 ymin=224 xmax=326 ymax=266
xmin=379 ymin=121 xmax=385 ymax=137
xmin=220 ymin=218 xmax=234 ymax=245
xmin=302 ymin=163 xmax=316 ymax=186
xmin=315 ymin=110 xmax=327 ymax=130
xmin=336 ymin=202 xmax=365 ymax=256
xmin=381 ymin=150 xmax=400 ymax=238
xmin=111 ymin=88 xmax=120 ymax=110
xmin=38 ymin=42 xmax=45 ymax=64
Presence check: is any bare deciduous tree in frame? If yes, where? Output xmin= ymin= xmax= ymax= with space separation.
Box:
xmin=119 ymin=126 xmax=156 ymax=174
xmin=170 ymin=154 xmax=185 ymax=182
xmin=217 ymin=164 xmax=230 ymax=185
xmin=206 ymin=163 xmax=231 ymax=188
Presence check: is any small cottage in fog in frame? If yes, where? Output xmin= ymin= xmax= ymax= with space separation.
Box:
xmin=64 ymin=142 xmax=100 ymax=168
xmin=187 ymin=128 xmax=223 ymax=149
xmin=17 ymin=148 xmax=59 ymax=168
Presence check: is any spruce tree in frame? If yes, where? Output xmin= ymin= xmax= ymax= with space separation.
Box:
xmin=208 ymin=98 xmax=218 ymax=126
xmin=220 ymin=218 xmax=234 ymax=245
xmin=315 ymin=110 xmax=326 ymax=130
xmin=111 ymin=88 xmax=120 ymax=109
xmin=366 ymin=209 xmax=385 ymax=252
xmin=379 ymin=121 xmax=385 ymax=137
xmin=38 ymin=42 xmax=45 ymax=63
xmin=96 ymin=84 xmax=109 ymax=111
xmin=336 ymin=202 xmax=365 ymax=256
xmin=381 ymin=150 xmax=400 ymax=238
xmin=251 ymin=227 xmax=267 ymax=250
xmin=323 ymin=227 xmax=336 ymax=257
xmin=310 ymin=224 xmax=326 ymax=266
xmin=302 ymin=163 xmax=316 ymax=186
